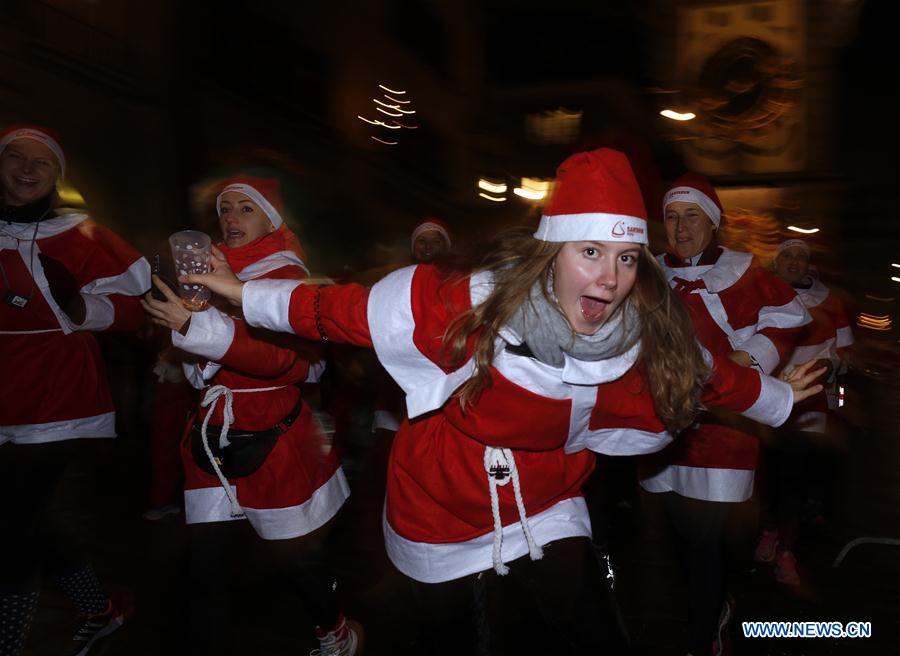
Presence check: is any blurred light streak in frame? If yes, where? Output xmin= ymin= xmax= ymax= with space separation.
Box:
xmin=660 ymin=109 xmax=696 ymax=121
xmin=375 ymin=106 xmax=403 ymax=118
xmin=787 ymin=225 xmax=820 ymax=234
xmin=513 ymin=187 xmax=546 ymax=200
xmin=479 ymin=192 xmax=506 ymax=202
xmin=374 ymin=98 xmax=416 ymax=114
xmin=357 ymin=115 xmax=403 ymax=129
xmin=857 ymin=313 xmax=892 ymax=330
xmin=478 ymin=179 xmax=507 ymax=194
xmin=379 ymin=84 xmax=406 ymax=95
xmin=385 ymin=95 xmax=410 ymax=104
xmin=371 ymin=136 xmax=397 ymax=145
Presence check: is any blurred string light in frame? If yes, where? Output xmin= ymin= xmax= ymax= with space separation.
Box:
xmin=892 ymin=277 xmax=900 ymax=284
xmin=660 ymin=109 xmax=696 ymax=121
xmin=478 ymin=179 xmax=507 ymax=194
xmin=787 ymin=225 xmax=820 ymax=234
xmin=478 ymin=192 xmax=506 ymax=202
xmin=857 ymin=313 xmax=892 ymax=331
xmin=358 ymin=83 xmax=419 ymax=145
xmin=513 ymin=177 xmax=552 ymax=201
xmin=892 ymin=263 xmax=900 ymax=269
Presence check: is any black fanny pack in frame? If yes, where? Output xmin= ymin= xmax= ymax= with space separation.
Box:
xmin=191 ymin=399 xmax=303 ymax=479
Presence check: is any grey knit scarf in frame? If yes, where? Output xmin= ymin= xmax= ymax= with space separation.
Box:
xmin=506 ymin=276 xmax=640 ymax=368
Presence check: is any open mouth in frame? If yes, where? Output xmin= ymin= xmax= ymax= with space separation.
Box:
xmin=580 ymin=295 xmax=611 ymax=323
xmin=225 ymin=228 xmax=245 ymax=243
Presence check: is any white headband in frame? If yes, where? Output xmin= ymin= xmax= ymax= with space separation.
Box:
xmin=664 ymin=186 xmax=721 ymax=227
xmin=216 ymin=183 xmax=283 ymax=228
xmin=776 ymin=239 xmax=810 ymax=256
xmin=0 ymin=128 xmax=66 ymax=178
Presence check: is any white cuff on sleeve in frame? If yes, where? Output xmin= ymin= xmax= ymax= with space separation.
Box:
xmin=737 ymin=333 xmax=781 ymax=375
xmin=172 ymin=307 xmax=235 ymax=362
xmin=66 ymin=293 xmax=114 ymax=332
xmin=741 ymin=372 xmax=793 ymax=428
xmin=242 ymin=279 xmax=303 ymax=333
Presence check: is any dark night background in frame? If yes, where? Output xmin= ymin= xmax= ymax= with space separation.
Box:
xmin=2 ymin=1 xmax=899 ymax=654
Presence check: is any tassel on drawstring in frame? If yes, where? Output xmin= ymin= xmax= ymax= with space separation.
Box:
xmin=483 ymin=446 xmax=543 ymax=576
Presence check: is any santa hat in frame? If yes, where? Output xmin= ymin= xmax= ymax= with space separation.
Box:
xmin=411 ymin=216 xmax=451 ymax=251
xmin=663 ymin=173 xmax=723 ymax=228
xmin=534 ymin=148 xmax=648 ymax=244
xmin=0 ymin=124 xmax=66 ymax=178
xmin=216 ymin=176 xmax=284 ymax=228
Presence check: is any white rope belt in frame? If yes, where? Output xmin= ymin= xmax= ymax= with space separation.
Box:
xmin=200 ymin=383 xmax=286 ymax=517
xmin=483 ymin=446 xmax=543 ymax=576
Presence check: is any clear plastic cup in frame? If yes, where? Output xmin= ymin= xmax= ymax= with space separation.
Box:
xmin=168 ymin=230 xmax=212 ymax=311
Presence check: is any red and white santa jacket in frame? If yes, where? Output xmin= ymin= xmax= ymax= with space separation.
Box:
xmin=1 ymin=212 xmax=150 ymax=444
xmin=777 ymin=276 xmax=853 ymax=432
xmin=640 ymin=247 xmax=810 ymax=502
xmin=171 ymin=227 xmax=344 ymax=534
xmin=238 ymin=263 xmax=795 ymax=583
xmin=174 ymin=227 xmax=322 ymax=428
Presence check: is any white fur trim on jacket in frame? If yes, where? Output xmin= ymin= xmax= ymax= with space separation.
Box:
xmin=640 ymin=465 xmax=755 ymax=503
xmin=383 ymin=496 xmax=591 ymax=583
xmin=1 ymin=411 xmax=116 ymax=445
xmin=183 ymin=468 xmax=350 ymax=540
xmin=235 ymin=251 xmax=309 ymax=280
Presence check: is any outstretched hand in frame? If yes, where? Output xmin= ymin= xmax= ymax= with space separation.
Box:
xmin=180 ymin=246 xmax=244 ymax=306
xmin=784 ymin=359 xmax=827 ymax=405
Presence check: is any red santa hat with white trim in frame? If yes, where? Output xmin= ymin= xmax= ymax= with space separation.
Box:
xmin=410 ymin=216 xmax=451 ymax=252
xmin=534 ymin=148 xmax=648 ymax=245
xmin=216 ymin=175 xmax=285 ymax=228
xmin=0 ymin=124 xmax=66 ymax=178
xmin=663 ymin=172 xmax=724 ymax=228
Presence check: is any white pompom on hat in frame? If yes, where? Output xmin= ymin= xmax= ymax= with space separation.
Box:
xmin=0 ymin=124 xmax=66 ymax=178
xmin=534 ymin=148 xmax=649 ymax=245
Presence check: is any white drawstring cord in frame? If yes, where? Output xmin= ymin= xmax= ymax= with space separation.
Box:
xmin=199 ymin=384 xmax=285 ymax=518
xmin=484 ymin=446 xmax=544 ymax=576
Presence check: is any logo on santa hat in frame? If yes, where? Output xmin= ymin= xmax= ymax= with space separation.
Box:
xmin=612 ymin=222 xmax=626 ymax=237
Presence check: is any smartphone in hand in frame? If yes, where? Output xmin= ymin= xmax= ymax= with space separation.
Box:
xmin=150 ymin=254 xmax=179 ymax=302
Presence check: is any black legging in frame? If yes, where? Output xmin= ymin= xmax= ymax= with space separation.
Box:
xmin=410 ymin=537 xmax=630 ymax=656
xmin=188 ymin=518 xmax=343 ymax=656
xmin=662 ymin=492 xmax=729 ymax=656
xmin=0 ymin=441 xmax=90 ymax=594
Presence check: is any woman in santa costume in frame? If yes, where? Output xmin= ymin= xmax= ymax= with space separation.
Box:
xmin=142 ymin=176 xmax=359 ymax=656
xmin=753 ymin=237 xmax=853 ymax=586
xmin=0 ymin=125 xmax=150 ymax=656
xmin=175 ymin=150 xmax=823 ymax=654
xmin=639 ymin=174 xmax=812 ymax=656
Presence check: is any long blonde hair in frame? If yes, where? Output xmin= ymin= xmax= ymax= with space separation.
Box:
xmin=444 ymin=227 xmax=710 ymax=433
